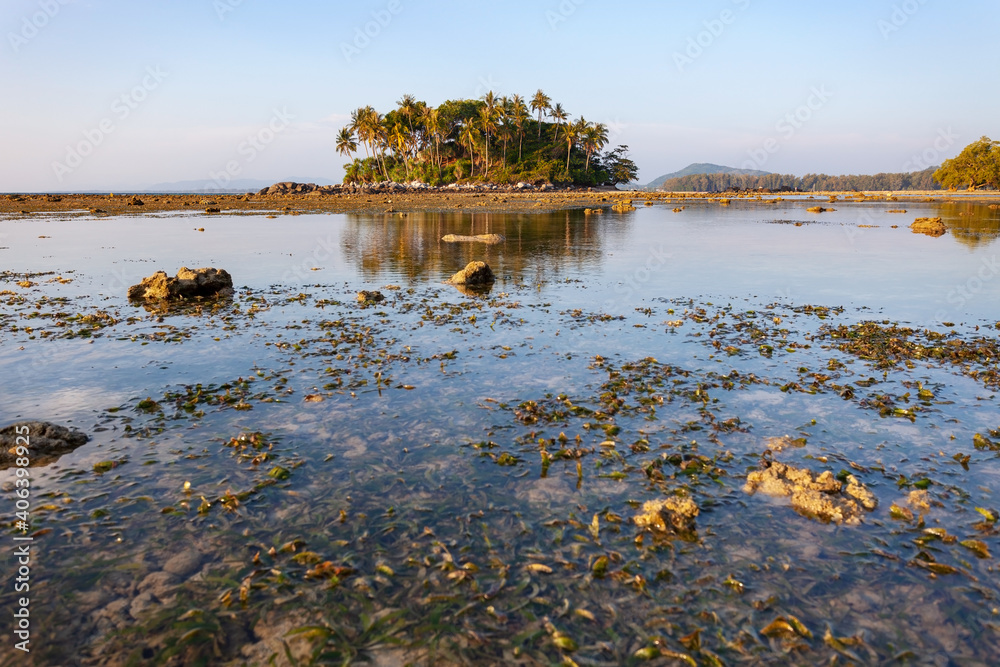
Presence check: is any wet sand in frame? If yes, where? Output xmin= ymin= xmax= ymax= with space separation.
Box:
xmin=2 ymin=189 xmax=998 ymax=218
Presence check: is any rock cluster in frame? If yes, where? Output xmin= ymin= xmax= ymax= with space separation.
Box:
xmin=441 ymin=233 xmax=505 ymax=244
xmin=0 ymin=421 xmax=89 ymax=468
xmin=744 ymin=460 xmax=877 ymax=525
xmin=127 ymin=267 xmax=234 ymax=301
xmin=257 ymin=180 xmax=561 ymax=196
xmin=356 ymin=290 xmax=385 ymax=304
xmin=634 ymin=496 xmax=699 ymax=535
xmin=910 ymin=217 xmax=946 ymax=237
xmin=447 ymin=261 xmax=495 ymax=286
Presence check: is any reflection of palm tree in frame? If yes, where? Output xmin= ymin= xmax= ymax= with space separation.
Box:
xmin=530 ymin=89 xmax=551 ymax=140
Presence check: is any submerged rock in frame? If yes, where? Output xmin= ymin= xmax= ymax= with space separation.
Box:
xmin=441 ymin=233 xmax=505 ymax=244
xmin=356 ymin=290 xmax=385 ymax=304
xmin=127 ymin=267 xmax=234 ymax=302
xmin=743 ymin=460 xmax=877 ymax=525
xmin=910 ymin=217 xmax=946 ymax=237
xmin=634 ymin=496 xmax=699 ymax=535
xmin=447 ymin=261 xmax=495 ymax=286
xmin=0 ymin=421 xmax=89 ymax=469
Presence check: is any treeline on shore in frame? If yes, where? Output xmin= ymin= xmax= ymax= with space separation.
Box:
xmin=336 ymin=90 xmax=639 ymax=188
xmin=656 ymin=168 xmax=940 ymax=193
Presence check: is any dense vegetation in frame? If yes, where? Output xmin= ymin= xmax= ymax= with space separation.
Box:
xmin=336 ymin=91 xmax=638 ymax=187
xmin=934 ymin=136 xmax=1000 ymax=190
xmin=655 ymin=169 xmax=941 ymax=193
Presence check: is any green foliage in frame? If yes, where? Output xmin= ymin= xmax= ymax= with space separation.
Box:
xmin=934 ymin=136 xmax=1000 ymax=190
xmin=656 ymin=169 xmax=940 ymax=192
xmin=335 ymin=90 xmax=636 ymax=187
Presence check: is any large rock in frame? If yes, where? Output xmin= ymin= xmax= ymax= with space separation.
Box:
xmin=447 ymin=261 xmax=495 ymax=286
xmin=910 ymin=217 xmax=946 ymax=237
xmin=0 ymin=421 xmax=89 ymax=469
xmin=441 ymin=234 xmax=505 ymax=244
xmin=127 ymin=267 xmax=233 ymax=301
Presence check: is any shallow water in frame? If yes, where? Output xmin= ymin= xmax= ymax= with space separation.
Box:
xmin=1 ymin=200 xmax=999 ymax=665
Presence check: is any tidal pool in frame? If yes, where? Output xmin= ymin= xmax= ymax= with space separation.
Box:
xmin=1 ymin=200 xmax=998 ymax=665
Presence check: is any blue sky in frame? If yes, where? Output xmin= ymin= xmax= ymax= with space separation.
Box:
xmin=2 ymin=0 xmax=998 ymax=190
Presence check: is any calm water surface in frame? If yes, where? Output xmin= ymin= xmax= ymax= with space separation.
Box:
xmin=1 ymin=200 xmax=998 ymax=665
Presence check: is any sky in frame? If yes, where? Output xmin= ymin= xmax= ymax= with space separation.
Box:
xmin=2 ymin=0 xmax=998 ymax=191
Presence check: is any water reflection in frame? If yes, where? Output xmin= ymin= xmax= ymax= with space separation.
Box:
xmin=940 ymin=202 xmax=1000 ymax=248
xmin=339 ymin=210 xmax=627 ymax=284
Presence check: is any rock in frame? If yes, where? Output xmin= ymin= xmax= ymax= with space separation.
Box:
xmin=910 ymin=217 xmax=946 ymax=237
xmin=447 ymin=261 xmax=495 ymax=286
xmin=634 ymin=496 xmax=699 ymax=535
xmin=356 ymin=290 xmax=385 ymax=304
xmin=204 ymin=207 xmax=220 ymax=213
xmin=163 ymin=549 xmax=204 ymax=578
xmin=138 ymin=570 xmax=179 ymax=596
xmin=126 ymin=196 xmax=144 ymax=206
xmin=807 ymin=206 xmax=831 ymax=213
xmin=441 ymin=234 xmax=505 ymax=244
xmin=127 ymin=267 xmax=234 ymax=302
xmin=743 ymin=461 xmax=876 ymax=525
xmin=611 ymin=200 xmax=636 ymax=212
xmin=0 ymin=421 xmax=89 ymax=469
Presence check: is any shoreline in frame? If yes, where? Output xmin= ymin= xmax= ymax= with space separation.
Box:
xmin=2 ymin=189 xmax=999 ymax=219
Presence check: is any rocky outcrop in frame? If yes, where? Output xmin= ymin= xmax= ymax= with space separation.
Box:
xmin=744 ymin=460 xmax=877 ymax=525
xmin=1 ymin=421 xmax=89 ymax=469
xmin=356 ymin=290 xmax=385 ymax=304
xmin=127 ymin=267 xmax=234 ymax=302
xmin=447 ymin=261 xmax=495 ymax=286
xmin=441 ymin=233 xmax=505 ymax=244
xmin=634 ymin=496 xmax=699 ymax=535
xmin=910 ymin=217 xmax=946 ymax=237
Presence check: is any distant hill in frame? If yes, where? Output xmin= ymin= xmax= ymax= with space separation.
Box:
xmin=643 ymin=163 xmax=770 ymax=190
xmin=141 ymin=177 xmax=336 ymax=193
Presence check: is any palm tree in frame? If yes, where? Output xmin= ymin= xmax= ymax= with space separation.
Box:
xmin=530 ymin=89 xmax=551 ymax=140
xmin=583 ymin=122 xmax=608 ymax=172
xmin=422 ymin=106 xmax=443 ymax=176
xmin=478 ymin=105 xmax=497 ymax=177
xmin=512 ymin=98 xmax=529 ymax=162
xmin=397 ymin=94 xmax=417 ymax=135
xmin=460 ymin=120 xmax=477 ymax=177
xmin=389 ymin=123 xmax=411 ymax=179
xmin=565 ymin=116 xmax=587 ymax=173
xmin=550 ymin=103 xmax=567 ymax=143
xmin=336 ymin=127 xmax=357 ymax=159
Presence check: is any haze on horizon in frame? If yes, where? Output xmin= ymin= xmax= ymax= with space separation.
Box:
xmin=2 ymin=0 xmax=998 ymax=192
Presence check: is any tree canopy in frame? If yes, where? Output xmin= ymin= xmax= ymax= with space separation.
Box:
xmin=654 ymin=169 xmax=941 ymax=193
xmin=337 ymin=91 xmax=637 ymax=187
xmin=933 ymin=136 xmax=1000 ymax=190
